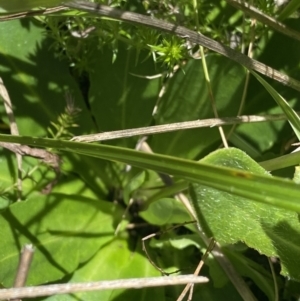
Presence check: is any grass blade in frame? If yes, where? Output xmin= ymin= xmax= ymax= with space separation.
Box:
xmin=251 ymin=71 xmax=300 ymax=140
xmin=0 ymin=134 xmax=300 ymax=212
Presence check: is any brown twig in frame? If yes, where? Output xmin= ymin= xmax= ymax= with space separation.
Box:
xmin=72 ymin=113 xmax=290 ymax=143
xmin=0 ymin=142 xmax=60 ymax=169
xmin=0 ymin=6 xmax=67 ymax=21
xmin=13 ymin=245 xmax=35 ymax=289
xmin=177 ymin=239 xmax=215 ymax=301
xmin=225 ymin=0 xmax=300 ymax=42
xmin=65 ymin=1 xmax=300 ymax=92
xmin=12 ymin=244 xmax=35 ymax=301
xmin=0 ymin=275 xmax=209 ymax=299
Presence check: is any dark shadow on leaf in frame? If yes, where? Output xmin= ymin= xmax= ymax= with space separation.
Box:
xmin=2 ymin=208 xmax=68 ymax=275
xmin=1 ymin=193 xmax=117 ymax=285
xmin=262 ymin=220 xmax=300 ymax=280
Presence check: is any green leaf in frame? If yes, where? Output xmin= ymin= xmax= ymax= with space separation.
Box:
xmin=190 ymin=147 xmax=300 ymax=280
xmin=0 ymin=19 xmax=112 ymax=198
xmin=0 ymin=195 xmax=10 ymax=210
xmin=139 ymin=198 xmax=190 ymax=225
xmin=44 ymin=238 xmax=163 ymax=301
xmin=123 ymin=171 xmax=147 ymax=205
xmin=0 ymin=193 xmax=119 ymax=287
xmin=88 ymin=46 xmax=160 ymax=148
xmin=233 ymin=105 xmax=287 ymax=154
xmin=0 ymin=152 xmax=56 ymax=200
xmin=0 ymin=19 xmax=93 ymax=137
xmin=151 ymin=55 xmax=245 ymax=158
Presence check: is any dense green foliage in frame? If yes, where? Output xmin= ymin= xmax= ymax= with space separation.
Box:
xmin=0 ymin=0 xmax=300 ymax=300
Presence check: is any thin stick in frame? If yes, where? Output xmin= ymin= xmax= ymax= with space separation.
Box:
xmin=0 ymin=275 xmax=209 ymax=299
xmin=71 ymin=113 xmax=289 ymax=142
xmin=0 ymin=6 xmax=67 ymax=21
xmin=177 ymin=239 xmax=215 ymax=301
xmin=0 ymin=142 xmax=60 ymax=168
xmin=13 ymin=245 xmax=35 ymax=289
xmin=65 ymin=1 xmax=300 ymax=92
xmin=12 ymin=245 xmax=35 ymax=301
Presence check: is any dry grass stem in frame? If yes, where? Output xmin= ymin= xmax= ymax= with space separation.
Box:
xmin=0 ymin=275 xmax=209 ymax=299
xmin=72 ymin=114 xmax=289 ymax=143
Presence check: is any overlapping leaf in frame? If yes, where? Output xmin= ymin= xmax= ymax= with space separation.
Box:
xmin=0 ymin=193 xmax=120 ymax=287
xmin=190 ymin=148 xmax=300 ymax=279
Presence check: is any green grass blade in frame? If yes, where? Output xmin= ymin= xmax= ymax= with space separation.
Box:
xmin=260 ymin=151 xmax=300 ymax=171
xmin=1 ymin=134 xmax=300 ymax=212
xmin=251 ymin=71 xmax=300 ymax=140
xmin=278 ymin=0 xmax=300 ymax=21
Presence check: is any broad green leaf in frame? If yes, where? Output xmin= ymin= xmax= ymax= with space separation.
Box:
xmin=123 ymin=171 xmax=146 ymax=205
xmin=190 ymin=147 xmax=300 ymax=280
xmin=233 ymin=105 xmax=288 ymax=154
xmin=151 ymin=55 xmax=245 ymax=159
xmin=0 ymin=19 xmax=93 ymax=136
xmin=86 ymin=45 xmax=161 ymax=191
xmin=0 ymin=19 xmax=112 ymax=198
xmin=88 ymin=46 xmax=160 ymax=148
xmin=0 ymin=195 xmax=10 ymax=210
xmin=139 ymin=198 xmax=190 ymax=225
xmin=0 ymin=193 xmax=120 ymax=287
xmin=44 ymin=238 xmax=163 ymax=301
xmin=1 ymin=135 xmax=300 ymax=213
xmin=87 ymin=45 xmax=159 ymax=192
xmin=51 ymin=172 xmax=103 ymax=200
